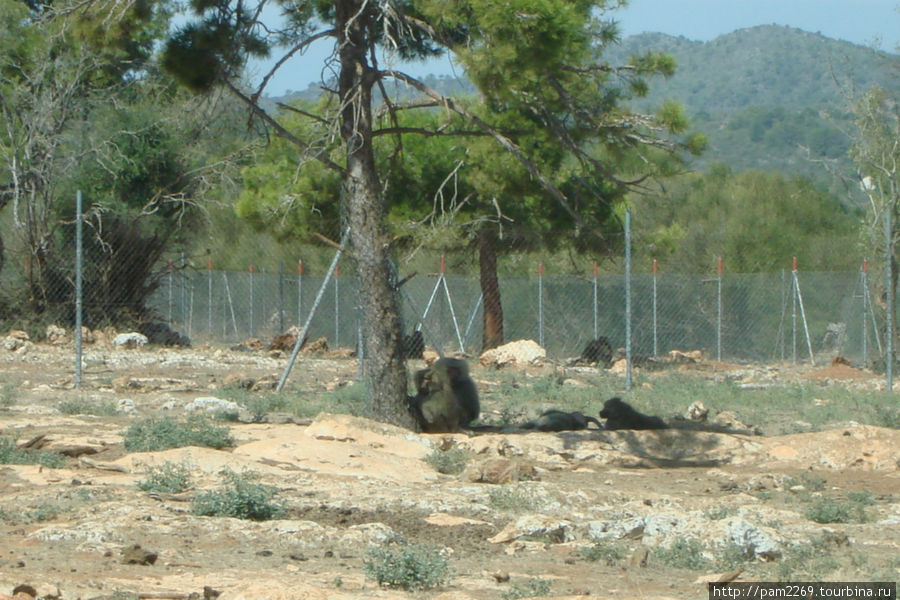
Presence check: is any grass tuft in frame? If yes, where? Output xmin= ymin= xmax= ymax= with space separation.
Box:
xmin=123 ymin=415 xmax=234 ymax=452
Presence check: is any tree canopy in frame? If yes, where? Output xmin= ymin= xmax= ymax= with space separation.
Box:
xmin=163 ymin=0 xmax=704 ymax=427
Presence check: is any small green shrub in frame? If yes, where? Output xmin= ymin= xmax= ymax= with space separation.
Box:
xmin=58 ymin=398 xmax=118 ymax=416
xmin=0 ymin=382 xmax=17 ymax=407
xmin=24 ymin=502 xmax=61 ymax=523
xmin=652 ymin=537 xmax=711 ymax=570
xmin=777 ymin=538 xmax=838 ymax=581
xmin=0 ymin=501 xmax=64 ymax=524
xmin=487 ymin=485 xmax=544 ymax=512
xmin=804 ymin=497 xmax=870 ymax=524
xmin=872 ymin=404 xmax=900 ymax=428
xmin=219 ymin=388 xmax=290 ymax=422
xmin=501 ymin=578 xmax=552 ymax=599
xmin=0 ymin=437 xmax=65 ymax=468
xmin=704 ymin=505 xmax=737 ymax=520
xmin=784 ymin=472 xmax=826 ymax=492
xmin=363 ymin=541 xmax=450 ymax=591
xmin=192 ymin=469 xmax=285 ymax=521
xmin=716 ymin=542 xmax=754 ymax=570
xmin=138 ymin=461 xmax=193 ymax=493
xmin=244 ymin=396 xmax=274 ymax=422
xmin=425 ymin=447 xmax=470 ymax=475
xmin=846 ymin=490 xmax=876 ymax=506
xmin=123 ymin=415 xmax=234 ymax=452
xmin=581 ymin=538 xmax=626 ymax=564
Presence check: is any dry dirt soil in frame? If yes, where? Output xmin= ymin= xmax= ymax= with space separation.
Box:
xmin=0 ymin=341 xmax=898 ymax=600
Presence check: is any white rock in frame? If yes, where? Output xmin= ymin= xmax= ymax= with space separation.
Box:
xmin=112 ymin=332 xmax=149 ymax=348
xmin=480 ymin=339 xmax=546 ymax=367
xmin=185 ymin=396 xmax=241 ymax=413
xmin=722 ymin=517 xmax=783 ymax=560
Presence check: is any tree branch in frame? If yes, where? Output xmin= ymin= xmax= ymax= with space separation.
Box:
xmin=372 ymin=126 xmax=492 ymax=138
xmin=253 ymin=29 xmax=337 ymax=103
xmin=382 ymin=69 xmax=587 ymax=228
xmin=224 ymin=81 xmax=345 ymax=175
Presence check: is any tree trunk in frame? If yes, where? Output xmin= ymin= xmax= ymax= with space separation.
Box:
xmin=479 ymin=227 xmax=504 ymax=351
xmin=336 ymin=0 xmax=413 ymax=428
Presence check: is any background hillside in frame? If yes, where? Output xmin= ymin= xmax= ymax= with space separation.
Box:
xmin=276 ymin=26 xmax=898 ymax=189
xmin=607 ymin=25 xmax=899 ymax=185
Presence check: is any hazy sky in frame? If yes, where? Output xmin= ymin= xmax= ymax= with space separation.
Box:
xmin=251 ymin=0 xmax=900 ymax=96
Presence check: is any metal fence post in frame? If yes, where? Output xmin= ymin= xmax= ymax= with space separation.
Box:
xmin=180 ymin=251 xmax=186 ymax=330
xmin=592 ymin=261 xmax=598 ymax=340
xmin=717 ymin=257 xmax=723 ymax=362
xmin=792 ymin=260 xmax=798 ymax=364
xmin=207 ymin=257 xmax=213 ymax=337
xmin=298 ymin=259 xmax=303 ymax=327
xmin=886 ymin=208 xmax=893 ymax=392
xmin=168 ymin=259 xmax=173 ymax=324
xmin=278 ymin=228 xmax=350 ymax=391
xmin=334 ymin=265 xmax=340 ymax=347
xmin=279 ymin=260 xmax=285 ymax=333
xmin=249 ymin=265 xmax=254 ymax=337
xmin=861 ymin=259 xmax=868 ymax=367
xmin=75 ymin=191 xmax=83 ymax=389
xmin=625 ymin=206 xmax=632 ymax=391
xmin=538 ymin=263 xmax=544 ymax=348
xmin=652 ymin=259 xmax=658 ymax=357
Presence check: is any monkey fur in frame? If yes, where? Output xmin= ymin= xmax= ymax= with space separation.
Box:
xmin=406 ymin=357 xmax=480 ymax=433
xmin=599 ymin=397 xmax=667 ymax=430
xmin=521 ymin=409 xmax=603 ymax=432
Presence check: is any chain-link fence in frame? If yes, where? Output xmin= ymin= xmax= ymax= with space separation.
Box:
xmin=151 ymin=257 xmax=877 ymax=368
xmin=0 ymin=197 xmax=886 ymax=382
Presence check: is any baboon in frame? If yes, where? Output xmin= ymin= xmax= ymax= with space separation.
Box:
xmin=600 ymin=397 xmax=667 ymax=430
xmin=140 ymin=321 xmax=191 ymax=347
xmin=521 ymin=409 xmax=602 ymax=432
xmin=580 ymin=336 xmax=613 ymax=367
xmin=406 ymin=357 xmax=480 ymax=433
xmin=402 ymin=330 xmax=425 ymax=359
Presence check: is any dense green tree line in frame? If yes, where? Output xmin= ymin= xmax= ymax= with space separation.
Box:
xmin=631 ymin=164 xmax=863 ymax=274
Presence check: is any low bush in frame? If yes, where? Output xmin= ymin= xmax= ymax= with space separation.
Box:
xmin=501 ymin=578 xmax=552 ymax=599
xmin=0 ymin=437 xmax=65 ymax=468
xmin=192 ymin=469 xmax=285 ymax=521
xmin=138 ymin=461 xmax=193 ymax=493
xmin=805 ymin=496 xmax=871 ymax=524
xmin=363 ymin=541 xmax=450 ymax=591
xmin=652 ymin=537 xmax=711 ymax=570
xmin=581 ymin=538 xmax=626 ymax=565
xmin=425 ymin=447 xmax=471 ymax=475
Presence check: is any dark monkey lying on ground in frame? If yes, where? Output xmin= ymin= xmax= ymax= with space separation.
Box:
xmin=521 ymin=409 xmax=603 ymax=432
xmin=406 ymin=357 xmax=480 ymax=433
xmin=600 ymin=397 xmax=668 ymax=430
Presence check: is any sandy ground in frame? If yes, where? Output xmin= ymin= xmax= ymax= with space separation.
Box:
xmin=0 ymin=341 xmax=897 ymax=600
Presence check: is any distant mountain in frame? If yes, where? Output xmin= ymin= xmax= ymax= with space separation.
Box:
xmin=608 ymin=25 xmax=898 ymax=112
xmin=274 ymin=25 xmax=899 ymax=188
xmin=605 ymin=25 xmax=899 ymax=185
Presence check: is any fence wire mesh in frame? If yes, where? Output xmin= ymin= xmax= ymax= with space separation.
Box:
xmin=149 ymin=261 xmax=876 ymax=367
xmin=0 ymin=200 xmax=885 ymax=379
